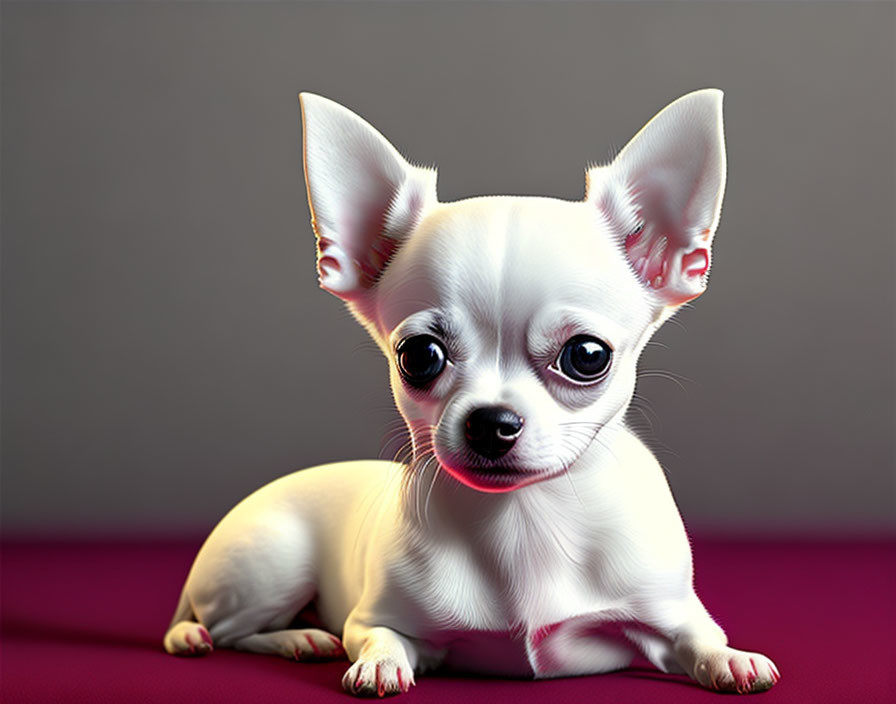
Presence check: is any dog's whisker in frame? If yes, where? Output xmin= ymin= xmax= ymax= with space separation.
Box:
xmin=350 ymin=341 xmax=384 ymax=355
xmin=562 ymin=463 xmax=586 ymax=511
xmin=638 ymin=368 xmax=693 ymax=383
xmin=422 ymin=454 xmax=441 ymax=527
xmin=637 ymin=369 xmax=694 ymax=395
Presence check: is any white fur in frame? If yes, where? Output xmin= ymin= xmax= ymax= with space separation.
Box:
xmin=165 ymin=90 xmax=779 ymax=697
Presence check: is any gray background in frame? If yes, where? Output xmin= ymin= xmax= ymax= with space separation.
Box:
xmin=2 ymin=1 xmax=894 ymax=536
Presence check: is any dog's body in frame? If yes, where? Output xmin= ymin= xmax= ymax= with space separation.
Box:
xmin=164 ymin=91 xmax=780 ymax=696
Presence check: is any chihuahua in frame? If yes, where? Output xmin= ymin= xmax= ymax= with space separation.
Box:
xmin=164 ymin=90 xmax=780 ymax=696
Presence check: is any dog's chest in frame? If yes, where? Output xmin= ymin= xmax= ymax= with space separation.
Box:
xmin=401 ymin=515 xmax=624 ymax=675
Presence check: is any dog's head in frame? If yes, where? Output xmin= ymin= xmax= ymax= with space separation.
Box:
xmin=300 ymin=91 xmax=726 ymax=492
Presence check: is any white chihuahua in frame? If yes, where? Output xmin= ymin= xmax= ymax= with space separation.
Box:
xmin=164 ymin=90 xmax=780 ymax=696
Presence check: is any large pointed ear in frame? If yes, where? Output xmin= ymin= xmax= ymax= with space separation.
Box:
xmin=586 ymin=89 xmax=726 ymax=307
xmin=300 ymin=93 xmax=437 ymax=301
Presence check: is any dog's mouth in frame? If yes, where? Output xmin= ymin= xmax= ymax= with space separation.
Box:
xmin=434 ymin=453 xmax=558 ymax=493
xmin=444 ymin=466 xmax=549 ymax=493
xmin=426 ymin=419 xmax=570 ymax=493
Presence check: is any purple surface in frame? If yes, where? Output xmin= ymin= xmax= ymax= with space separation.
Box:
xmin=2 ymin=537 xmax=894 ymax=703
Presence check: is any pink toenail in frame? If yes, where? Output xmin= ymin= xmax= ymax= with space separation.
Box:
xmin=305 ymin=633 xmax=321 ymax=656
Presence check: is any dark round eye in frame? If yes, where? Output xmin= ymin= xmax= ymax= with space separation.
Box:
xmin=556 ymin=335 xmax=612 ymax=382
xmin=397 ymin=335 xmax=447 ymax=387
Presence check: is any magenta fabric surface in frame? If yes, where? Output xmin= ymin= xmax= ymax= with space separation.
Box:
xmin=2 ymin=537 xmax=894 ymax=704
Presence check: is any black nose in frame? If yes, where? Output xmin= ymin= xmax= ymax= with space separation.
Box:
xmin=463 ymin=406 xmax=524 ymax=460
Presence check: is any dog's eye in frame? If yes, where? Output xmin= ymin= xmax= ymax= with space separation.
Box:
xmin=556 ymin=335 xmax=612 ymax=382
xmin=397 ymin=335 xmax=447 ymax=386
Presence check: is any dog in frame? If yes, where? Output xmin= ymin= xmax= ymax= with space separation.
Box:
xmin=163 ymin=89 xmax=780 ymax=696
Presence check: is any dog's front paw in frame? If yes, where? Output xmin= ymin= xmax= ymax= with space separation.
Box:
xmin=163 ymin=620 xmax=213 ymax=656
xmin=694 ymin=647 xmax=780 ymax=694
xmin=342 ymin=657 xmax=414 ymax=697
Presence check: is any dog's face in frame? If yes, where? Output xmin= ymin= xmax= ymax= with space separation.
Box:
xmin=300 ymin=91 xmax=726 ymax=492
xmin=374 ymin=197 xmax=653 ymax=491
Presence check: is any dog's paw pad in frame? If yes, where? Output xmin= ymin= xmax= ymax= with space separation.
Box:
xmin=164 ymin=621 xmax=213 ymax=656
xmin=695 ymin=647 xmax=780 ymax=694
xmin=342 ymin=658 xmax=414 ymax=697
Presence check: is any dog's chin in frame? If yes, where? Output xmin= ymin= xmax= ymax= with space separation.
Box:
xmin=434 ymin=450 xmax=560 ymax=493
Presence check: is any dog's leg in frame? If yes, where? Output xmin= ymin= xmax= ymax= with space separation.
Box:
xmin=667 ymin=595 xmax=781 ymax=694
xmin=163 ymin=587 xmax=213 ymax=656
xmin=163 ymin=500 xmax=326 ymax=659
xmin=341 ymin=625 xmax=418 ymax=697
xmin=233 ymin=629 xmax=345 ymax=661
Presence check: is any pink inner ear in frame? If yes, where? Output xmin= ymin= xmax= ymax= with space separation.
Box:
xmin=316 ymin=237 xmax=343 ymax=281
xmin=681 ymin=248 xmax=709 ymax=277
xmin=360 ymin=235 xmax=400 ymax=286
xmin=318 ymin=256 xmax=341 ymax=276
xmin=625 ymin=227 xmax=669 ymax=288
xmin=625 ymin=227 xmax=710 ymax=291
